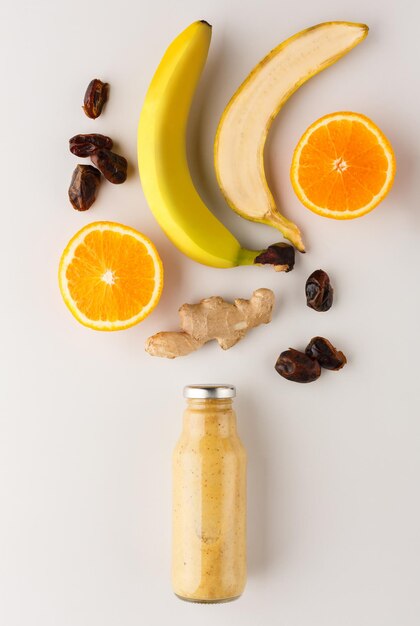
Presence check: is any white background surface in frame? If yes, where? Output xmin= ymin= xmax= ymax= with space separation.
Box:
xmin=1 ymin=0 xmax=419 ymax=624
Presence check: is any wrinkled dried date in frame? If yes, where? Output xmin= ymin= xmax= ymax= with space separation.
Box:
xmin=254 ymin=243 xmax=295 ymax=272
xmin=275 ymin=348 xmax=321 ymax=383
xmin=305 ymin=337 xmax=347 ymax=371
xmin=306 ymin=269 xmax=333 ymax=311
xmin=68 ymin=164 xmax=101 ymax=211
xmin=91 ymin=149 xmax=127 ymax=184
xmin=69 ymin=134 xmax=113 ymax=157
xmin=83 ymin=79 xmax=109 ymax=119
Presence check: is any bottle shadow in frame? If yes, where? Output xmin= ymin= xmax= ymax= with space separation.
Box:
xmin=237 ymin=388 xmax=283 ymax=577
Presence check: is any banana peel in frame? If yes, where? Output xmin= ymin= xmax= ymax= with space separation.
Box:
xmin=214 ymin=21 xmax=369 ymax=252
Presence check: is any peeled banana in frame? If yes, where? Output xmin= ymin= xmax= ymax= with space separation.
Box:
xmin=137 ymin=21 xmax=265 ymax=268
xmin=214 ymin=21 xmax=369 ymax=252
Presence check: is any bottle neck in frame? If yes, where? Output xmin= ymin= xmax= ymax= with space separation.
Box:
xmin=183 ymin=398 xmax=237 ymax=437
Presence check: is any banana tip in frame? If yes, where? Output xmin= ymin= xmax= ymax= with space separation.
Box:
xmin=199 ymin=19 xmax=212 ymax=28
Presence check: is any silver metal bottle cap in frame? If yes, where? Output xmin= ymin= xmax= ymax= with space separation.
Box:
xmin=183 ymin=384 xmax=236 ymax=399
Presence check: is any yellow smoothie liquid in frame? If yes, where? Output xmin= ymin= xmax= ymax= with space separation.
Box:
xmin=172 ymin=385 xmax=247 ymax=603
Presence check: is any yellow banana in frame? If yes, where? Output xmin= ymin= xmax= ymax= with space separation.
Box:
xmin=214 ymin=21 xmax=369 ymax=253
xmin=137 ymin=21 xmax=265 ymax=268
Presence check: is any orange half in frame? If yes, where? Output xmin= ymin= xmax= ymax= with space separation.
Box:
xmin=59 ymin=222 xmax=163 ymax=331
xmin=290 ymin=112 xmax=396 ymax=219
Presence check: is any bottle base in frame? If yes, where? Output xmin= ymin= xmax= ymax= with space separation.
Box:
xmin=174 ymin=593 xmax=241 ymax=604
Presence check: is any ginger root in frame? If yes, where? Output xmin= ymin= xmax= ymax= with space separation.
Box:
xmin=145 ymin=288 xmax=275 ymax=358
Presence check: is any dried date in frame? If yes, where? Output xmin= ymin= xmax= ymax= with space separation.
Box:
xmin=305 ymin=269 xmax=333 ymax=312
xmin=68 ymin=164 xmax=101 ymax=211
xmin=275 ymin=348 xmax=321 ymax=383
xmin=69 ymin=134 xmax=113 ymax=157
xmin=254 ymin=243 xmax=295 ymax=272
xmin=91 ymin=149 xmax=127 ymax=184
xmin=83 ymin=79 xmax=109 ymax=119
xmin=305 ymin=337 xmax=347 ymax=371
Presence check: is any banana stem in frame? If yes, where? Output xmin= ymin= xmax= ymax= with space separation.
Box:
xmin=237 ymin=248 xmax=262 ymax=266
xmin=239 ymin=242 xmax=296 ymax=272
xmin=264 ymin=211 xmax=306 ymax=253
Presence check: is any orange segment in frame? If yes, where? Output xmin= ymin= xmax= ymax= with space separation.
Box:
xmin=59 ymin=222 xmax=163 ymax=331
xmin=290 ymin=112 xmax=396 ymax=219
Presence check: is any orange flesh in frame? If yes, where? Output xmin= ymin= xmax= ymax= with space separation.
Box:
xmin=295 ymin=116 xmax=393 ymax=214
xmin=66 ymin=230 xmax=157 ymax=322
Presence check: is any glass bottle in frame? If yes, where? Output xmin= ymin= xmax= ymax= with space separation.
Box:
xmin=172 ymin=384 xmax=247 ymax=603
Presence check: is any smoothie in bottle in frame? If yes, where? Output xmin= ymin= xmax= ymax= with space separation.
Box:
xmin=172 ymin=384 xmax=247 ymax=602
